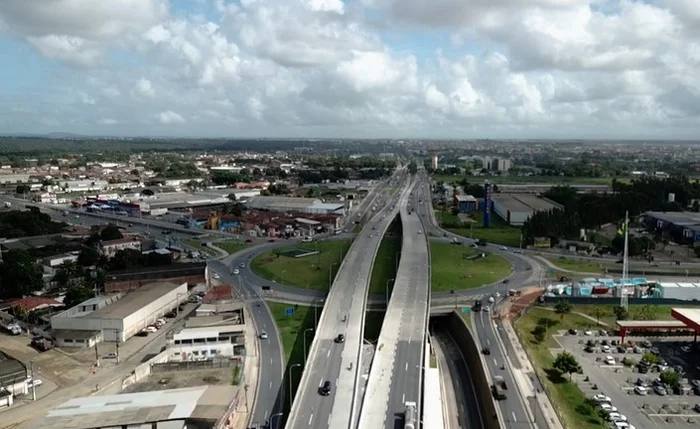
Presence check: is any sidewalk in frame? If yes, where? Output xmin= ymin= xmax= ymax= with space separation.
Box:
xmin=501 ymin=320 xmax=564 ymax=429
xmin=228 ymin=308 xmax=260 ymax=429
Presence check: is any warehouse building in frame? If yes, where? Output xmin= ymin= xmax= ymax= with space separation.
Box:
xmin=42 ymin=385 xmax=237 ymax=429
xmin=51 ymin=282 xmax=188 ymax=346
xmin=246 ymin=196 xmax=346 ymax=215
xmin=492 ymin=194 xmax=563 ymax=226
xmin=642 ymin=211 xmax=700 ymax=243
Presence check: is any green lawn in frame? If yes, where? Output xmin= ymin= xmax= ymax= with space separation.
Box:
xmin=216 ymin=240 xmax=249 ymax=255
xmin=430 ymin=242 xmax=512 ymax=291
xmin=439 ymin=211 xmax=522 ymax=247
xmin=267 ymin=302 xmax=316 ymax=363
xmin=251 ymin=239 xmax=352 ymax=290
xmin=182 ymin=239 xmax=218 ymax=256
xmin=368 ymin=238 xmax=400 ymax=295
xmin=514 ymin=307 xmax=607 ymax=429
xmin=569 ymin=304 xmax=686 ymax=327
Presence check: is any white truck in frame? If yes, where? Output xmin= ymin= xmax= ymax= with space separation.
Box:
xmin=404 ymin=401 xmax=417 ymax=429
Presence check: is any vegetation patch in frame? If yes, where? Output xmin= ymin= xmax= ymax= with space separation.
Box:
xmin=216 ymin=240 xmax=250 ymax=256
xmin=368 ymin=238 xmax=400 ymax=295
xmin=440 ymin=211 xmax=521 ymax=247
xmin=251 ymin=239 xmax=352 ymax=290
xmin=182 ymin=239 xmax=218 ymax=256
xmin=430 ymin=242 xmax=512 ymax=292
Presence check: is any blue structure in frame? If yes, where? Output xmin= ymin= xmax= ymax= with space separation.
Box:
xmin=483 ymin=182 xmax=492 ymax=228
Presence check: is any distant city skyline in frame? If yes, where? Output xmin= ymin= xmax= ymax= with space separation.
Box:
xmin=1 ymin=1 xmax=699 ymax=139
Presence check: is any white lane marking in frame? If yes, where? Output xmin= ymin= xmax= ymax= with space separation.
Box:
xmin=405 ymin=363 xmax=408 ymax=371
xmin=327 ymin=350 xmax=331 ymax=358
xmin=402 ymin=393 xmax=405 ymax=403
xmin=493 ymin=359 xmax=497 ymax=367
xmin=487 ymin=339 xmax=491 ymax=346
xmin=309 ymin=414 xmax=314 ymax=425
xmin=270 ymin=359 xmax=273 ymax=365
xmin=269 ymin=381 xmax=272 ymax=389
xmin=512 ymin=412 xmax=517 ymax=422
xmin=328 ymin=415 xmax=332 ymax=425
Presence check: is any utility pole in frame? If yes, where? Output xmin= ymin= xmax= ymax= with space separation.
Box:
xmin=116 ymin=330 xmax=120 ymax=364
xmin=621 ymin=211 xmax=630 ymax=311
xmin=30 ymin=361 xmax=36 ymax=401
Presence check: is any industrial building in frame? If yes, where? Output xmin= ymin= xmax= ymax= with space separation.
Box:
xmin=42 ymin=385 xmax=237 ymax=429
xmin=246 ymin=196 xmax=346 ymax=215
xmin=168 ymin=303 xmax=245 ymax=361
xmin=642 ymin=211 xmax=700 ymax=243
xmin=51 ymin=282 xmax=188 ymax=346
xmin=492 ymin=194 xmax=563 ymax=226
xmin=654 ymin=283 xmax=700 ymax=300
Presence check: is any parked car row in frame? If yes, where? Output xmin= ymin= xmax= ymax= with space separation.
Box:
xmin=591 ymin=394 xmax=636 ymax=429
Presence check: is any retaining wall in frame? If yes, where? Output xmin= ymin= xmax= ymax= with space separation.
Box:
xmin=121 ymin=350 xmax=169 ymax=391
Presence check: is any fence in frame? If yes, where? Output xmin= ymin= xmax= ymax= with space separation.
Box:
xmin=121 ymin=350 xmax=169 ymax=391
xmin=152 ymin=357 xmax=240 ymax=374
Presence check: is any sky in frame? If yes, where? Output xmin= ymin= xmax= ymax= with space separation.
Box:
xmin=1 ymin=0 xmax=700 ymax=139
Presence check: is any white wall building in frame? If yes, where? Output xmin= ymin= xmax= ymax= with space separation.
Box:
xmin=168 ymin=324 xmax=245 ymax=361
xmin=51 ymin=282 xmax=188 ymax=346
xmin=100 ymin=238 xmax=141 ymax=258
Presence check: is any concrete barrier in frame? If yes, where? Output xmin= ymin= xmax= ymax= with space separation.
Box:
xmin=432 ymin=312 xmax=502 ymax=429
xmin=121 ymin=350 xmax=169 ymax=391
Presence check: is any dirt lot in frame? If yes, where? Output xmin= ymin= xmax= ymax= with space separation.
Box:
xmin=123 ymin=367 xmax=237 ymax=393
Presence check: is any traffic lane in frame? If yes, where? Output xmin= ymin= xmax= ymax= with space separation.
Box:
xmin=434 ymin=330 xmax=484 ymax=429
xmin=386 ymin=340 xmax=419 ymax=429
xmin=475 ymin=310 xmax=529 ymax=425
xmin=295 ymin=338 xmax=343 ymax=429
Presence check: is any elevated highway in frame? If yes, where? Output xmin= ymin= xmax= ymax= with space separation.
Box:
xmin=358 ymin=174 xmax=431 ymax=429
xmin=285 ymin=172 xmax=412 ymax=429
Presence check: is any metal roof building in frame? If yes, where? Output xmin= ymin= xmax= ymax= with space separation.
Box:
xmin=246 ymin=196 xmax=346 ymax=215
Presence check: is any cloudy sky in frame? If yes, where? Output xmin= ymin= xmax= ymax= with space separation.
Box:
xmin=0 ymin=0 xmax=699 ymax=139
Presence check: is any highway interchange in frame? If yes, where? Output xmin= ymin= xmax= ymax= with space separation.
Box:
xmin=0 ymin=173 xmax=547 ymax=429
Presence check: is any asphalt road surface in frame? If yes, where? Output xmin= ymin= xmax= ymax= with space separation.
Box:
xmin=285 ymin=171 xmax=410 ymax=429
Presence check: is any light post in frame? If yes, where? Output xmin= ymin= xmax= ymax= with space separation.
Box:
xmin=270 ymin=412 xmax=284 ymax=429
xmin=289 ymin=363 xmax=301 ymax=404
xmin=303 ymin=328 xmax=314 ymax=363
xmin=385 ymin=278 xmax=395 ymax=306
xmin=328 ymin=263 xmax=338 ymax=290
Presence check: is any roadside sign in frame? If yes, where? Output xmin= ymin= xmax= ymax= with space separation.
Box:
xmin=461 ymin=307 xmax=471 ymax=314
xmin=285 ymin=307 xmax=295 ymax=316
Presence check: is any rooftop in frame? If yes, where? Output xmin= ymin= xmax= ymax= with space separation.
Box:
xmin=87 ymin=282 xmax=184 ymax=320
xmin=672 ymin=308 xmax=700 ymax=330
xmin=246 ymin=196 xmax=319 ymax=210
xmin=42 ymin=385 xmax=236 ymax=429
xmin=644 ymin=211 xmax=700 ymax=228
xmin=493 ymin=194 xmax=562 ymax=212
xmin=7 ymin=296 xmax=63 ymax=312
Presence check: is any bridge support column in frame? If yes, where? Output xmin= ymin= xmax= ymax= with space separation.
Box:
xmin=620 ymin=327 xmax=627 ymax=343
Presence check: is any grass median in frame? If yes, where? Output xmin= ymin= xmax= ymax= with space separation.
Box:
xmin=439 ymin=211 xmax=522 ymax=247
xmin=181 ymin=238 xmax=219 ymax=256
xmin=430 ymin=242 xmax=512 ymax=292
xmin=251 ymin=239 xmax=353 ymax=290
xmin=216 ymin=240 xmax=249 ymax=256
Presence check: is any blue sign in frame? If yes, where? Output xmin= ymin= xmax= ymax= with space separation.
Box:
xmin=484 ymin=182 xmax=492 ymax=228
xmin=461 ymin=307 xmax=471 ymax=314
xmin=285 ymin=307 xmax=295 ymax=316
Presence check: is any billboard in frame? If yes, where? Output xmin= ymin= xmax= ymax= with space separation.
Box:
xmin=483 ymin=182 xmax=492 ymax=228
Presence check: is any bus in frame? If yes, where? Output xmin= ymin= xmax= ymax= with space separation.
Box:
xmin=404 ymin=401 xmax=417 ymax=429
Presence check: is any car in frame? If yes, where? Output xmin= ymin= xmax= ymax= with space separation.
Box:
xmin=245 ymin=239 xmax=253 ymax=243
xmin=604 ymin=356 xmax=616 ymax=365
xmin=634 ymin=385 xmax=648 ymax=395
xmin=334 ymin=334 xmax=345 ymax=343
xmin=599 ymin=403 xmax=618 ymax=413
xmin=584 ymin=345 xmax=594 ymax=353
xmin=601 ymin=345 xmax=611 ymax=353
xmin=607 ymin=413 xmax=627 ymax=422
xmin=156 ymin=318 xmax=167 ymax=325
xmin=259 ymin=332 xmax=268 ymax=340
xmin=165 ymin=311 xmax=176 ymax=318
xmin=592 ymin=394 xmax=611 ymax=403
xmin=137 ymin=329 xmax=149 ymax=337
xmin=568 ymin=329 xmax=578 ymax=335
xmin=614 ymin=423 xmax=635 ymax=429
xmin=318 ymin=380 xmax=332 ymax=396
xmin=162 ymin=230 xmax=171 ymax=235
xmin=240 ymin=263 xmax=246 ymax=268
xmin=500 ymin=246 xmax=507 ymax=251
xmin=635 ymin=378 xmax=648 ymax=387
xmin=213 ymin=273 xmax=220 ymax=280
xmin=268 ymin=239 xmax=275 ymax=242
xmin=25 ymin=378 xmax=42 ymax=388
xmin=650 ymin=346 xmax=660 ymax=355
xmin=583 ymin=330 xmax=594 ymax=336
xmin=482 ymin=347 xmax=491 ymax=355
xmin=145 ymin=326 xmax=158 ymax=333
xmin=694 ymin=403 xmax=700 ymax=413
xmin=103 ymin=352 xmax=118 ymax=359
xmin=654 ymin=385 xmax=667 ymax=395
xmin=233 ymin=269 xmax=240 ymax=275
xmin=681 ymin=345 xmax=692 ymax=353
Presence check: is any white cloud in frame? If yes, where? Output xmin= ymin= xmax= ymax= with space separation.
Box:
xmin=1 ymin=0 xmax=700 ymax=138
xmin=157 ymin=110 xmax=185 ymax=124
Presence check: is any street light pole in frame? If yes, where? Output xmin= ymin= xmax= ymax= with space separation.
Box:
xmin=270 ymin=412 xmax=284 ymax=429
xmin=385 ymin=278 xmax=395 ymax=307
xmin=289 ymin=363 xmax=301 ymax=404
xmin=303 ymin=328 xmax=314 ymax=363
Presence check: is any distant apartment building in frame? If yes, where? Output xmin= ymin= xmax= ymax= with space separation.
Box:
xmin=489 ymin=158 xmax=511 ymax=172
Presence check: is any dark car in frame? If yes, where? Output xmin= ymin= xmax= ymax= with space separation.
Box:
xmin=165 ymin=311 xmax=177 ymax=318
xmin=318 ymin=381 xmax=331 ymax=396
xmin=482 ymin=347 xmax=491 ymax=355
xmin=335 ymin=334 xmax=345 ymax=344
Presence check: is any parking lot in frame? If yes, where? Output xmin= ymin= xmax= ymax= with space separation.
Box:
xmin=558 ymin=330 xmax=700 ymax=427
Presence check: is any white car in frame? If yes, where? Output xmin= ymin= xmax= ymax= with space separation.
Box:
xmin=592 ymin=394 xmax=611 ymax=403
xmin=614 ymin=423 xmax=635 ymax=429
xmin=26 ymin=378 xmax=42 ymax=388
xmin=604 ymin=356 xmax=616 ymax=365
xmin=601 ymin=345 xmax=611 ymax=353
xmin=145 ymin=326 xmax=158 ymax=333
xmin=583 ymin=330 xmax=594 ymax=336
xmin=259 ymin=332 xmax=268 ymax=340
xmin=233 ymin=269 xmax=240 ymax=275
xmin=599 ymin=403 xmax=618 ymax=413
xmin=607 ymin=413 xmax=627 ymax=422
xmin=213 ymin=273 xmax=220 ymax=279
xmin=634 ymin=385 xmax=648 ymax=395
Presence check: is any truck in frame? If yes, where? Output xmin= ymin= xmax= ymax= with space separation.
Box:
xmin=492 ymin=376 xmax=508 ymax=400
xmin=31 ymin=337 xmax=54 ymax=352
xmin=476 ymin=239 xmax=487 ymax=246
xmin=3 ymin=201 xmax=10 ymax=208
xmin=404 ymin=401 xmax=417 ymax=429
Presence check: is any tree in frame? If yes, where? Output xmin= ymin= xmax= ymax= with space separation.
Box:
xmin=555 ymin=300 xmax=572 ymax=320
xmin=108 ymin=249 xmax=143 ymax=271
xmin=533 ymin=325 xmax=546 ymax=343
xmin=64 ymin=284 xmax=94 ymax=307
xmin=659 ymin=370 xmax=681 ymax=389
xmin=553 ymin=351 xmax=580 ymax=381
xmin=642 ymin=352 xmax=661 ymax=365
xmin=592 ymin=305 xmax=604 ymax=325
xmin=408 ymin=161 xmax=418 ymax=175
xmin=0 ymin=249 xmax=44 ymax=298
xmin=53 ymin=260 xmax=80 ymax=288
xmin=100 ymin=225 xmax=123 ymax=241
xmin=77 ymin=246 xmax=100 ymax=267
xmin=15 ymin=184 xmax=30 ymax=195
xmin=613 ymin=306 xmax=629 ymax=321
